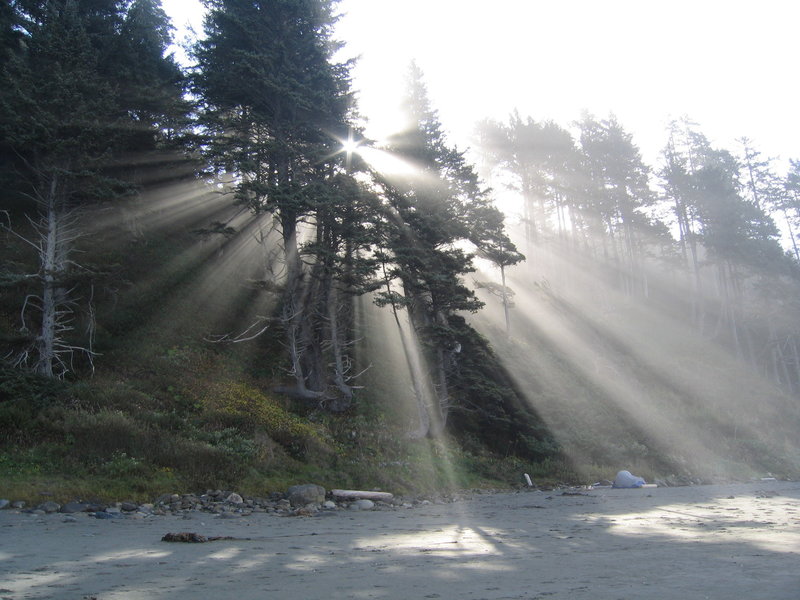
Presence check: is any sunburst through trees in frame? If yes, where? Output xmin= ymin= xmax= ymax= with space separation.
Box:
xmin=3 ymin=0 xmax=800 ymax=482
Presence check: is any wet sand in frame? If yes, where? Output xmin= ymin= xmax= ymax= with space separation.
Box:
xmin=1 ymin=481 xmax=798 ymax=599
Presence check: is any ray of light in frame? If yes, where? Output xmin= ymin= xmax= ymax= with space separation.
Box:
xmin=353 ymin=292 xmax=475 ymax=495
xmin=470 ymin=232 xmax=800 ymax=479
xmin=586 ymin=498 xmax=800 ymax=553
xmin=356 ymin=146 xmax=420 ymax=178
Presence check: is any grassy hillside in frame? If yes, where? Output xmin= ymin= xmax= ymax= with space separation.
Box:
xmin=0 ymin=194 xmax=566 ymax=504
xmin=2 ymin=191 xmax=800 ymax=506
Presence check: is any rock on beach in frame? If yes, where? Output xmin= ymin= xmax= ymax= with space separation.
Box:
xmin=286 ymin=484 xmax=326 ymax=507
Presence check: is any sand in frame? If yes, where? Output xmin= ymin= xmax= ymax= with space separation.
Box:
xmin=1 ymin=481 xmax=798 ymax=599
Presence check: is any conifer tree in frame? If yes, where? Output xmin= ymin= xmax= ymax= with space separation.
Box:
xmin=782 ymin=159 xmax=800 ymax=261
xmin=192 ymin=0 xmax=375 ymax=403
xmin=0 ymin=0 xmax=189 ymax=377
xmin=375 ymin=64 xmax=520 ymax=436
xmin=577 ymin=114 xmax=655 ymax=283
xmin=477 ymin=114 xmax=579 ymax=247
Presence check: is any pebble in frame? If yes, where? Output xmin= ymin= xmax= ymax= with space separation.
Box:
xmin=60 ymin=501 xmax=89 ymax=514
xmin=0 ymin=486 xmax=458 ymax=521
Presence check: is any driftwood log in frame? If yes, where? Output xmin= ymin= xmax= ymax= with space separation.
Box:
xmin=331 ymin=489 xmax=394 ymax=502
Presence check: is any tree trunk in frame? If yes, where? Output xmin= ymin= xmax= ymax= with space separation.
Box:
xmin=791 ymin=336 xmax=800 ymax=390
xmin=500 ymin=263 xmax=510 ymax=337
xmin=327 ymin=279 xmax=354 ymax=409
xmin=280 ymin=211 xmax=321 ymax=399
xmin=35 ymin=175 xmax=64 ymax=377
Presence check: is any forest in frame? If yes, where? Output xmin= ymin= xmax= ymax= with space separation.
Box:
xmin=2 ymin=0 xmax=800 ymax=502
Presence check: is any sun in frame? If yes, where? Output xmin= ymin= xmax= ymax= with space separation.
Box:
xmin=341 ymin=135 xmax=361 ymax=155
xmin=336 ymin=132 xmax=418 ymax=178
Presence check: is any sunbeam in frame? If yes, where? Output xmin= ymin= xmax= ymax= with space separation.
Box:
xmin=354 ymin=146 xmax=420 ymax=178
xmin=471 ymin=231 xmax=800 ymax=480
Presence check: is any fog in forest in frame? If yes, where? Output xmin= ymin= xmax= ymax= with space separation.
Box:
xmin=3 ymin=0 xmax=800 ymax=491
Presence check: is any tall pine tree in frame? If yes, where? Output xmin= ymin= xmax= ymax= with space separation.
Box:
xmin=192 ymin=0 xmax=375 ymax=403
xmin=375 ymin=64 xmax=521 ymax=436
xmin=0 ymin=0 xmax=189 ymax=377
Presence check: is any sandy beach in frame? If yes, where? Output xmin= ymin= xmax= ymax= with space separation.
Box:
xmin=1 ymin=481 xmax=798 ymax=599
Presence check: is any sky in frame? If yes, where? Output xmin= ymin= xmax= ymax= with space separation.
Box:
xmin=163 ymin=0 xmax=800 ymax=171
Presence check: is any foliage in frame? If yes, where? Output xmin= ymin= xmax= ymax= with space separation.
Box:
xmin=0 ymin=0 xmax=191 ymax=377
xmin=199 ymin=381 xmax=331 ymax=458
xmin=191 ymin=0 xmax=376 ymax=404
xmin=372 ymin=63 xmax=522 ymax=437
xmin=445 ymin=316 xmax=560 ymax=461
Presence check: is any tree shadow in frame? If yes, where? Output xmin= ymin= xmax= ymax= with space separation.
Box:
xmin=1 ymin=482 xmax=798 ymax=599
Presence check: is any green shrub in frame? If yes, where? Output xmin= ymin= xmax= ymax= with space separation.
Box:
xmin=0 ymin=400 xmax=38 ymax=442
xmin=150 ymin=436 xmax=246 ymax=489
xmin=0 ymin=366 xmax=66 ymax=406
xmin=70 ymin=381 xmax=161 ymax=413
xmin=200 ymin=381 xmax=331 ymax=459
xmin=50 ymin=409 xmax=150 ymax=458
xmin=99 ymin=451 xmax=150 ymax=478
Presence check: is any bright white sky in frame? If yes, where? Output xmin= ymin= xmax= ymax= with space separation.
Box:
xmin=163 ymin=0 xmax=800 ymax=171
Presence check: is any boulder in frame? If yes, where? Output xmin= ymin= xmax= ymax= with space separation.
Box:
xmin=286 ymin=484 xmax=326 ymax=507
xmin=225 ymin=492 xmax=244 ymax=505
xmin=350 ymin=499 xmax=374 ymax=511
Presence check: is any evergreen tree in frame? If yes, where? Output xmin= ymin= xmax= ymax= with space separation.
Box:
xmin=658 ymin=118 xmax=719 ymax=321
xmin=736 ymin=137 xmax=800 ymax=263
xmin=475 ymin=113 xmax=578 ymax=247
xmin=375 ymin=64 xmax=520 ymax=436
xmin=109 ymin=0 xmax=191 ymax=148
xmin=694 ymin=153 xmax=783 ymax=270
xmin=783 ymin=159 xmax=800 ymax=261
xmin=577 ymin=113 xmax=657 ymax=294
xmin=0 ymin=0 xmax=189 ymax=377
xmin=192 ymin=0 xmax=374 ymax=403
